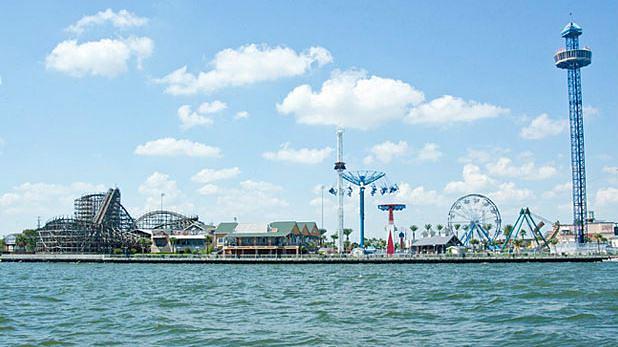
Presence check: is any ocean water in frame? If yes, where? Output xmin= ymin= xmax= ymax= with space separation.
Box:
xmin=1 ymin=262 xmax=617 ymax=346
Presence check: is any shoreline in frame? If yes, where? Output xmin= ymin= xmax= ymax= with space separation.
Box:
xmin=0 ymin=254 xmax=610 ymax=264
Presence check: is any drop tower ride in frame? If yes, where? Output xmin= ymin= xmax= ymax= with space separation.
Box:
xmin=554 ymin=21 xmax=592 ymax=244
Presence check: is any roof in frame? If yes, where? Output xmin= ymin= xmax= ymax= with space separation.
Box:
xmin=269 ymin=221 xmax=297 ymax=234
xmin=561 ymin=22 xmax=583 ymax=38
xmin=235 ymin=223 xmax=269 ymax=234
xmin=297 ymin=222 xmax=318 ymax=230
xmin=412 ymin=234 xmax=461 ymax=247
xmin=228 ymin=231 xmax=290 ymax=238
xmin=214 ymin=222 xmax=238 ymax=234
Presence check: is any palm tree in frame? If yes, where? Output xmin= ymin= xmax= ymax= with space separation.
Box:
xmin=513 ymin=239 xmax=523 ymax=254
xmin=318 ymin=228 xmax=327 ymax=246
xmin=454 ymin=224 xmax=461 ymax=231
xmin=592 ymin=233 xmax=607 ymax=253
xmin=470 ymin=238 xmax=479 ymax=252
xmin=169 ymin=236 xmax=177 ymax=253
xmin=343 ymin=228 xmax=353 ymax=242
xmin=424 ymin=224 xmax=432 ymax=238
xmin=410 ymin=225 xmax=418 ymax=240
xmin=503 ymin=225 xmax=514 ymax=239
xmin=330 ymin=233 xmax=338 ymax=246
xmin=436 ymin=224 xmax=444 ymax=236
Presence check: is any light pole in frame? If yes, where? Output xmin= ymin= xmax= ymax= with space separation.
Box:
xmin=321 ymin=185 xmax=325 ymax=229
xmin=160 ymin=193 xmax=165 ymax=211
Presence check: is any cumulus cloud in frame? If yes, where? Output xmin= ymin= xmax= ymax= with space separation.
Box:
xmin=197 ymin=184 xmax=219 ymax=196
xmin=262 ymin=143 xmax=333 ymax=164
xmin=191 ymin=167 xmax=241 ymax=184
xmin=138 ymin=172 xmax=193 ymax=213
xmin=595 ymin=187 xmax=618 ymax=207
xmin=45 ymin=36 xmax=153 ymax=77
xmin=543 ymin=182 xmax=571 ymax=199
xmin=134 ymin=138 xmax=222 ymax=158
xmin=177 ymin=105 xmax=214 ymax=129
xmin=0 ymin=182 xmax=105 ymax=232
xmin=485 ymin=157 xmax=557 ymax=180
xmin=66 ymin=8 xmax=148 ymax=35
xmin=584 ymin=105 xmax=599 ymax=118
xmin=520 ymin=113 xmax=568 ymax=140
xmin=416 ymin=143 xmax=443 ymax=162
xmin=156 ymin=44 xmax=332 ymax=95
xmin=394 ymin=183 xmax=446 ymax=206
xmin=444 ymin=164 xmax=493 ymax=194
xmin=235 ymin=111 xmax=250 ymax=120
xmin=490 ymin=182 xmax=534 ymax=204
xmin=602 ymin=166 xmax=618 ymax=176
xmin=363 ymin=140 xmax=409 ymax=165
xmin=198 ymin=100 xmax=227 ymax=114
xmin=277 ymin=69 xmax=424 ymax=130
xmin=406 ymin=95 xmax=508 ymax=125
xmin=214 ymin=180 xmax=289 ymax=220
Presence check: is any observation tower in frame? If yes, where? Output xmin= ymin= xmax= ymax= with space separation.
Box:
xmin=554 ymin=21 xmax=592 ymax=244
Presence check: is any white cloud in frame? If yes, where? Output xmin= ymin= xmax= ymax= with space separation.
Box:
xmin=584 ymin=105 xmax=599 ymax=118
xmin=444 ymin=164 xmax=493 ymax=194
xmin=490 ymin=182 xmax=534 ymax=204
xmin=277 ymin=69 xmax=425 ymax=130
xmin=262 ymin=143 xmax=333 ymax=164
xmin=66 ymin=9 xmax=148 ymax=35
xmin=156 ymin=44 xmax=332 ymax=95
xmin=235 ymin=111 xmax=250 ymax=120
xmin=363 ymin=140 xmax=409 ymax=165
xmin=45 ymin=36 xmax=153 ymax=77
xmin=177 ymin=105 xmax=214 ymax=130
xmin=406 ymin=95 xmax=508 ymax=125
xmin=485 ymin=157 xmax=557 ymax=180
xmin=197 ymin=184 xmax=219 ymax=196
xmin=602 ymin=166 xmax=618 ymax=176
xmin=0 ymin=182 xmax=105 ymax=233
xmin=198 ymin=100 xmax=227 ymax=114
xmin=192 ymin=167 xmax=241 ymax=184
xmin=134 ymin=138 xmax=222 ymax=158
xmin=138 ymin=172 xmax=193 ymax=213
xmin=394 ymin=183 xmax=445 ymax=206
xmin=543 ymin=182 xmax=572 ymax=199
xmin=416 ymin=143 xmax=442 ymax=162
xmin=520 ymin=113 xmax=568 ymax=140
xmin=214 ymin=180 xmax=289 ymax=220
xmin=458 ymin=147 xmax=511 ymax=164
xmin=595 ymin=187 xmax=618 ymax=207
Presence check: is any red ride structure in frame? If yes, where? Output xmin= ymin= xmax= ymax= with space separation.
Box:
xmin=378 ymin=204 xmax=406 ymax=256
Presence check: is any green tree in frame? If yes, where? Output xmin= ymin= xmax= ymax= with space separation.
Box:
xmin=454 ymin=224 xmax=461 ymax=232
xmin=139 ymin=237 xmax=152 ymax=254
xmin=503 ymin=225 xmax=514 ymax=239
xmin=343 ymin=228 xmax=353 ymax=242
xmin=169 ymin=236 xmax=177 ymax=253
xmin=330 ymin=233 xmax=338 ymax=245
xmin=592 ymin=233 xmax=607 ymax=253
xmin=0 ymin=238 xmax=5 ymax=252
xmin=318 ymin=228 xmax=327 ymax=246
xmin=410 ymin=225 xmax=418 ymax=240
xmin=470 ymin=238 xmax=479 ymax=252
xmin=436 ymin=224 xmax=444 ymax=236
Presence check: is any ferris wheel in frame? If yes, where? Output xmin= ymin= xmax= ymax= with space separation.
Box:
xmin=447 ymin=194 xmax=501 ymax=246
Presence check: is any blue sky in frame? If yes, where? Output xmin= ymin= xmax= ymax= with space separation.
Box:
xmin=1 ymin=1 xmax=617 ymax=240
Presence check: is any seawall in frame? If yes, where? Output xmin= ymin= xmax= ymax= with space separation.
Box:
xmin=0 ymin=253 xmax=610 ymax=264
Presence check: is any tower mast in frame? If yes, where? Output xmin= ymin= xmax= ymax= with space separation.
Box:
xmin=554 ymin=21 xmax=592 ymax=244
xmin=335 ymin=129 xmax=346 ymax=252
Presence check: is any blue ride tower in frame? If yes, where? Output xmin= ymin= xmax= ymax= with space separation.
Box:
xmin=554 ymin=21 xmax=592 ymax=244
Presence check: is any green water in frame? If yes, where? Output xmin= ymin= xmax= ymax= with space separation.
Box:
xmin=1 ymin=262 xmax=617 ymax=346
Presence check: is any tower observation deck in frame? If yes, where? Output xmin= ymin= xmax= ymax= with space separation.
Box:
xmin=554 ymin=21 xmax=591 ymax=244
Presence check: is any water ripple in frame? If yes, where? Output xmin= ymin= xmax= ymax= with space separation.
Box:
xmin=1 ymin=262 xmax=618 ymax=345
